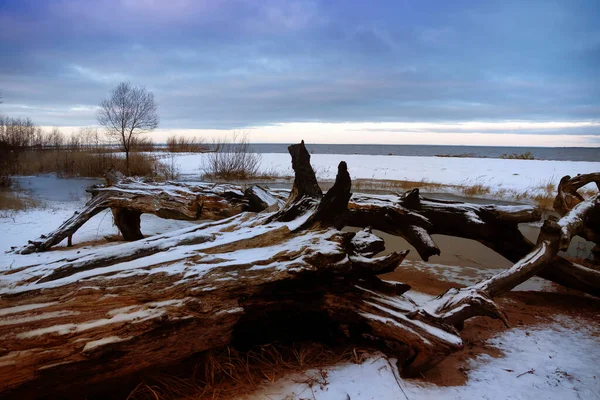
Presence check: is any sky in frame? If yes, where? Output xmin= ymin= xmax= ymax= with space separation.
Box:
xmin=0 ymin=0 xmax=599 ymax=146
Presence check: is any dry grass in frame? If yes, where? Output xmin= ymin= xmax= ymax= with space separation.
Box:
xmin=6 ymin=150 xmax=158 ymax=178
xmin=543 ymin=181 xmax=556 ymax=194
xmin=581 ymin=188 xmax=598 ymax=199
xmin=154 ymin=154 xmax=181 ymax=181
xmin=531 ymin=193 xmax=555 ymax=209
xmin=0 ymin=190 xmax=41 ymax=213
xmin=126 ymin=342 xmax=371 ymax=400
xmin=166 ymin=135 xmax=208 ymax=153
xmin=460 ymin=183 xmax=491 ymax=197
xmin=353 ymin=178 xmax=444 ymax=192
xmin=202 ymin=133 xmax=263 ymax=181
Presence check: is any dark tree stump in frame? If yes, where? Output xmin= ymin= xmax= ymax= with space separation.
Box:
xmin=112 ymin=208 xmax=143 ymax=240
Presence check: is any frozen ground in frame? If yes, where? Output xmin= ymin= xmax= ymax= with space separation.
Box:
xmin=169 ymin=152 xmax=600 ymax=196
xmin=248 ymin=317 xmax=600 ymax=400
xmin=1 ymin=174 xmax=599 ymax=400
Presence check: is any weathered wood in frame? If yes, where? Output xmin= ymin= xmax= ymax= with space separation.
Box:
xmin=287 ymin=140 xmax=323 ymax=203
xmin=112 ymin=208 xmax=143 ymax=241
xmin=14 ymin=180 xmax=249 ymax=254
xmin=424 ymin=196 xmax=599 ymax=331
xmin=554 ymin=172 xmax=600 ymax=215
xmin=14 ymin=167 xmax=600 ymax=297
xmin=244 ymin=185 xmax=282 ymax=212
xmin=349 ymin=189 xmax=540 ymax=262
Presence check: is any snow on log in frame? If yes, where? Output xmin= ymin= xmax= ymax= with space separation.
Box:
xmin=348 ymin=189 xmax=541 ymax=262
xmin=14 ymin=176 xmax=250 ymax=254
xmin=553 ymin=172 xmax=600 ymax=216
xmin=423 ymin=193 xmax=600 ymax=330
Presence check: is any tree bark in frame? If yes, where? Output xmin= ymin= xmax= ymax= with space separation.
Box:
xmin=111 ymin=208 xmax=143 ymax=240
xmin=13 ymin=176 xmax=248 ymax=254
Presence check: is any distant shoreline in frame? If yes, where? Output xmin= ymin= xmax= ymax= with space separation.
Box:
xmin=231 ymin=143 xmax=599 ymax=162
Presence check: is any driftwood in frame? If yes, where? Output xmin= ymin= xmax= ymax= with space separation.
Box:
xmin=15 ymin=174 xmax=250 ymax=254
xmin=1 ymin=143 xmax=599 ymax=398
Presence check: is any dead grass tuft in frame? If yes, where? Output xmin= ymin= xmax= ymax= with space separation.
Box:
xmin=166 ymin=135 xmax=208 ymax=153
xmin=531 ymin=193 xmax=555 ymax=210
xmin=126 ymin=342 xmax=371 ymax=400
xmin=460 ymin=183 xmax=491 ymax=197
xmin=353 ymin=178 xmax=443 ymax=192
xmin=581 ymin=188 xmax=598 ymax=199
xmin=0 ymin=190 xmax=41 ymax=212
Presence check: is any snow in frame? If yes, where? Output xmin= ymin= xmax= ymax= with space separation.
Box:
xmin=248 ymin=317 xmax=600 ymax=400
xmin=0 ymin=311 xmax=79 ymax=326
xmin=17 ymin=299 xmax=186 ymax=338
xmin=246 ymin=355 xmax=408 ymax=400
xmin=171 ymin=152 xmax=600 ymax=198
xmin=364 ymin=300 xmax=463 ymax=346
xmin=403 ymin=317 xmax=600 ymax=400
xmin=82 ymin=335 xmax=131 ymax=352
xmin=0 ymin=302 xmax=56 ymax=316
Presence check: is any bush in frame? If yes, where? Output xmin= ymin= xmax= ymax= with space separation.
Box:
xmin=202 ymin=133 xmax=262 ymax=180
xmin=166 ymin=135 xmax=207 ymax=152
xmin=500 ymin=151 xmax=535 ymax=160
xmin=130 ymin=136 xmax=155 ymax=152
xmin=154 ymin=153 xmax=180 ymax=181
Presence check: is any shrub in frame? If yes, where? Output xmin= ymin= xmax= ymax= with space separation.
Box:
xmin=129 ymin=136 xmax=155 ymax=152
xmin=460 ymin=183 xmax=491 ymax=197
xmin=0 ymin=175 xmax=12 ymax=189
xmin=166 ymin=135 xmax=208 ymax=152
xmin=500 ymin=151 xmax=535 ymax=160
xmin=154 ymin=153 xmax=180 ymax=181
xmin=202 ymin=133 xmax=262 ymax=180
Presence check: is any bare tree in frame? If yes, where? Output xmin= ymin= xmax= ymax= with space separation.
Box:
xmin=96 ymin=82 xmax=159 ymax=173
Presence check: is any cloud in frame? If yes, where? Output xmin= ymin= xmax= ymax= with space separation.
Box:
xmin=0 ymin=0 xmax=598 ymax=144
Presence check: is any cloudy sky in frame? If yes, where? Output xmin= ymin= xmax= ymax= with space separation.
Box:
xmin=0 ymin=0 xmax=598 ymax=145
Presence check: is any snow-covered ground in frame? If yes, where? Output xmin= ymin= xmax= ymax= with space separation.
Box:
xmin=167 ymin=152 xmax=600 ymax=200
xmin=248 ymin=317 xmax=600 ymax=400
xmin=172 ymin=152 xmax=600 ymax=190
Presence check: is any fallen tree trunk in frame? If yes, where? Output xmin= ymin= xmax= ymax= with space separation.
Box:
xmin=348 ymin=189 xmax=540 ymax=262
xmin=348 ymin=190 xmax=600 ymax=296
xmin=14 ymin=176 xmax=251 ymax=254
xmin=2 ymin=142 xmax=599 ymax=398
xmin=13 ymin=165 xmax=600 ymax=297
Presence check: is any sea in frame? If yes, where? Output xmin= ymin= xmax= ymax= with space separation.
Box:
xmin=245 ymin=144 xmax=600 ymax=162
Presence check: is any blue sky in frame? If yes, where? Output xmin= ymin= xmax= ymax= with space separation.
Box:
xmin=0 ymin=0 xmax=598 ymax=144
